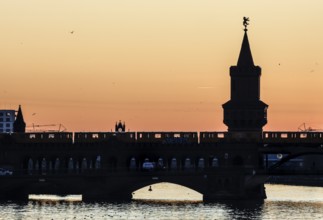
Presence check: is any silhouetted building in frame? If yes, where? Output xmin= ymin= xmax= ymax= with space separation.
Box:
xmin=13 ymin=105 xmax=26 ymax=133
xmin=115 ymin=121 xmax=125 ymax=132
xmin=222 ymin=27 xmax=268 ymax=133
xmin=0 ymin=110 xmax=15 ymax=133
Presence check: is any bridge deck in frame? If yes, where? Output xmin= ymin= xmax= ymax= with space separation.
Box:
xmin=2 ymin=131 xmax=323 ymax=144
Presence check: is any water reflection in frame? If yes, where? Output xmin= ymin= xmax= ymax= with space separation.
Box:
xmin=0 ymin=201 xmax=265 ymax=220
xmin=29 ymin=194 xmax=82 ymax=202
xmin=0 ymin=185 xmax=322 ymax=219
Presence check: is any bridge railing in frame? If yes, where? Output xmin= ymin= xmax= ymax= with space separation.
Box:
xmin=136 ymin=132 xmax=198 ymax=144
xmin=199 ymin=132 xmax=227 ymax=143
xmin=263 ymin=132 xmax=323 ymax=143
xmin=199 ymin=131 xmax=263 ymax=143
xmin=8 ymin=132 xmax=73 ymax=143
xmin=74 ymin=132 xmax=136 ymax=143
xmin=3 ymin=131 xmax=323 ymax=145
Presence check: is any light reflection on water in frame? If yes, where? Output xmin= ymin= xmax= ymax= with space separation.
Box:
xmin=28 ymin=194 xmax=82 ymax=202
xmin=0 ymin=184 xmax=322 ymax=219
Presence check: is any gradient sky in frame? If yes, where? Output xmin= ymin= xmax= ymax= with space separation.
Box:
xmin=1 ymin=1 xmax=323 ymax=132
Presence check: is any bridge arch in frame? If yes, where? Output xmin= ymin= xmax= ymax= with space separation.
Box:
xmin=132 ymin=182 xmax=203 ymax=201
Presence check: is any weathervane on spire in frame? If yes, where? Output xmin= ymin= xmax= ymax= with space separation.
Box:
xmin=243 ymin=17 xmax=250 ymax=31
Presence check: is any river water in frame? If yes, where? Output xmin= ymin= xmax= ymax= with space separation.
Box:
xmin=0 ymin=184 xmax=323 ymax=219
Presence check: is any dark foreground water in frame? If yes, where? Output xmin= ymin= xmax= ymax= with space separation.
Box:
xmin=1 ymin=184 xmax=323 ymax=219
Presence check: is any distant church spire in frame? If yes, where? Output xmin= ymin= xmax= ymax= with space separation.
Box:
xmin=13 ymin=105 xmax=26 ymax=133
xmin=115 ymin=120 xmax=125 ymax=132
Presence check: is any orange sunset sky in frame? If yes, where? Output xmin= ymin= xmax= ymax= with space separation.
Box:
xmin=1 ymin=1 xmax=323 ymax=132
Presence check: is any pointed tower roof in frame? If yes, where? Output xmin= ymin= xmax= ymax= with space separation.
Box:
xmin=16 ymin=105 xmax=25 ymax=122
xmin=13 ymin=105 xmax=26 ymax=133
xmin=237 ymin=31 xmax=254 ymax=67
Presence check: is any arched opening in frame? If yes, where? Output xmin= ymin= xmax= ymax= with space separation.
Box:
xmin=184 ymin=158 xmax=193 ymax=170
xmin=132 ymin=182 xmax=202 ymax=202
xmin=68 ymin=158 xmax=74 ymax=173
xmin=170 ymin=158 xmax=177 ymax=170
xmin=157 ymin=157 xmax=165 ymax=170
xmin=41 ymin=158 xmax=47 ymax=174
xmin=212 ymin=157 xmax=219 ymax=167
xmin=75 ymin=160 xmax=80 ymax=173
xmin=54 ymin=158 xmax=60 ymax=172
xmin=81 ymin=158 xmax=88 ymax=171
xmin=95 ymin=155 xmax=101 ymax=169
xmin=129 ymin=157 xmax=136 ymax=170
xmin=197 ymin=158 xmax=205 ymax=170
xmin=27 ymin=158 xmax=33 ymax=175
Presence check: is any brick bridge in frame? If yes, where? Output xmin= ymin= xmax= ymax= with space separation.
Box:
xmin=0 ymin=131 xmax=322 ymax=201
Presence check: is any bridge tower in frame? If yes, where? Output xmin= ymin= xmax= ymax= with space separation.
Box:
xmin=222 ymin=20 xmax=268 ymax=136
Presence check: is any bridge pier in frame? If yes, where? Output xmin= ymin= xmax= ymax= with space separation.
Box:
xmin=201 ymin=169 xmax=267 ymax=202
xmin=82 ymin=191 xmax=132 ymax=202
xmin=0 ymin=190 xmax=29 ymax=201
xmin=203 ymin=184 xmax=266 ymax=202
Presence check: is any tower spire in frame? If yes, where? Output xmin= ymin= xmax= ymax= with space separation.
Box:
xmin=13 ymin=105 xmax=26 ymax=133
xmin=237 ymin=17 xmax=254 ymax=67
xmin=222 ymin=18 xmax=268 ymax=134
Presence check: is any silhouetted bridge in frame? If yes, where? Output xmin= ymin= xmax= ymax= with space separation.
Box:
xmin=0 ymin=131 xmax=322 ymax=201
